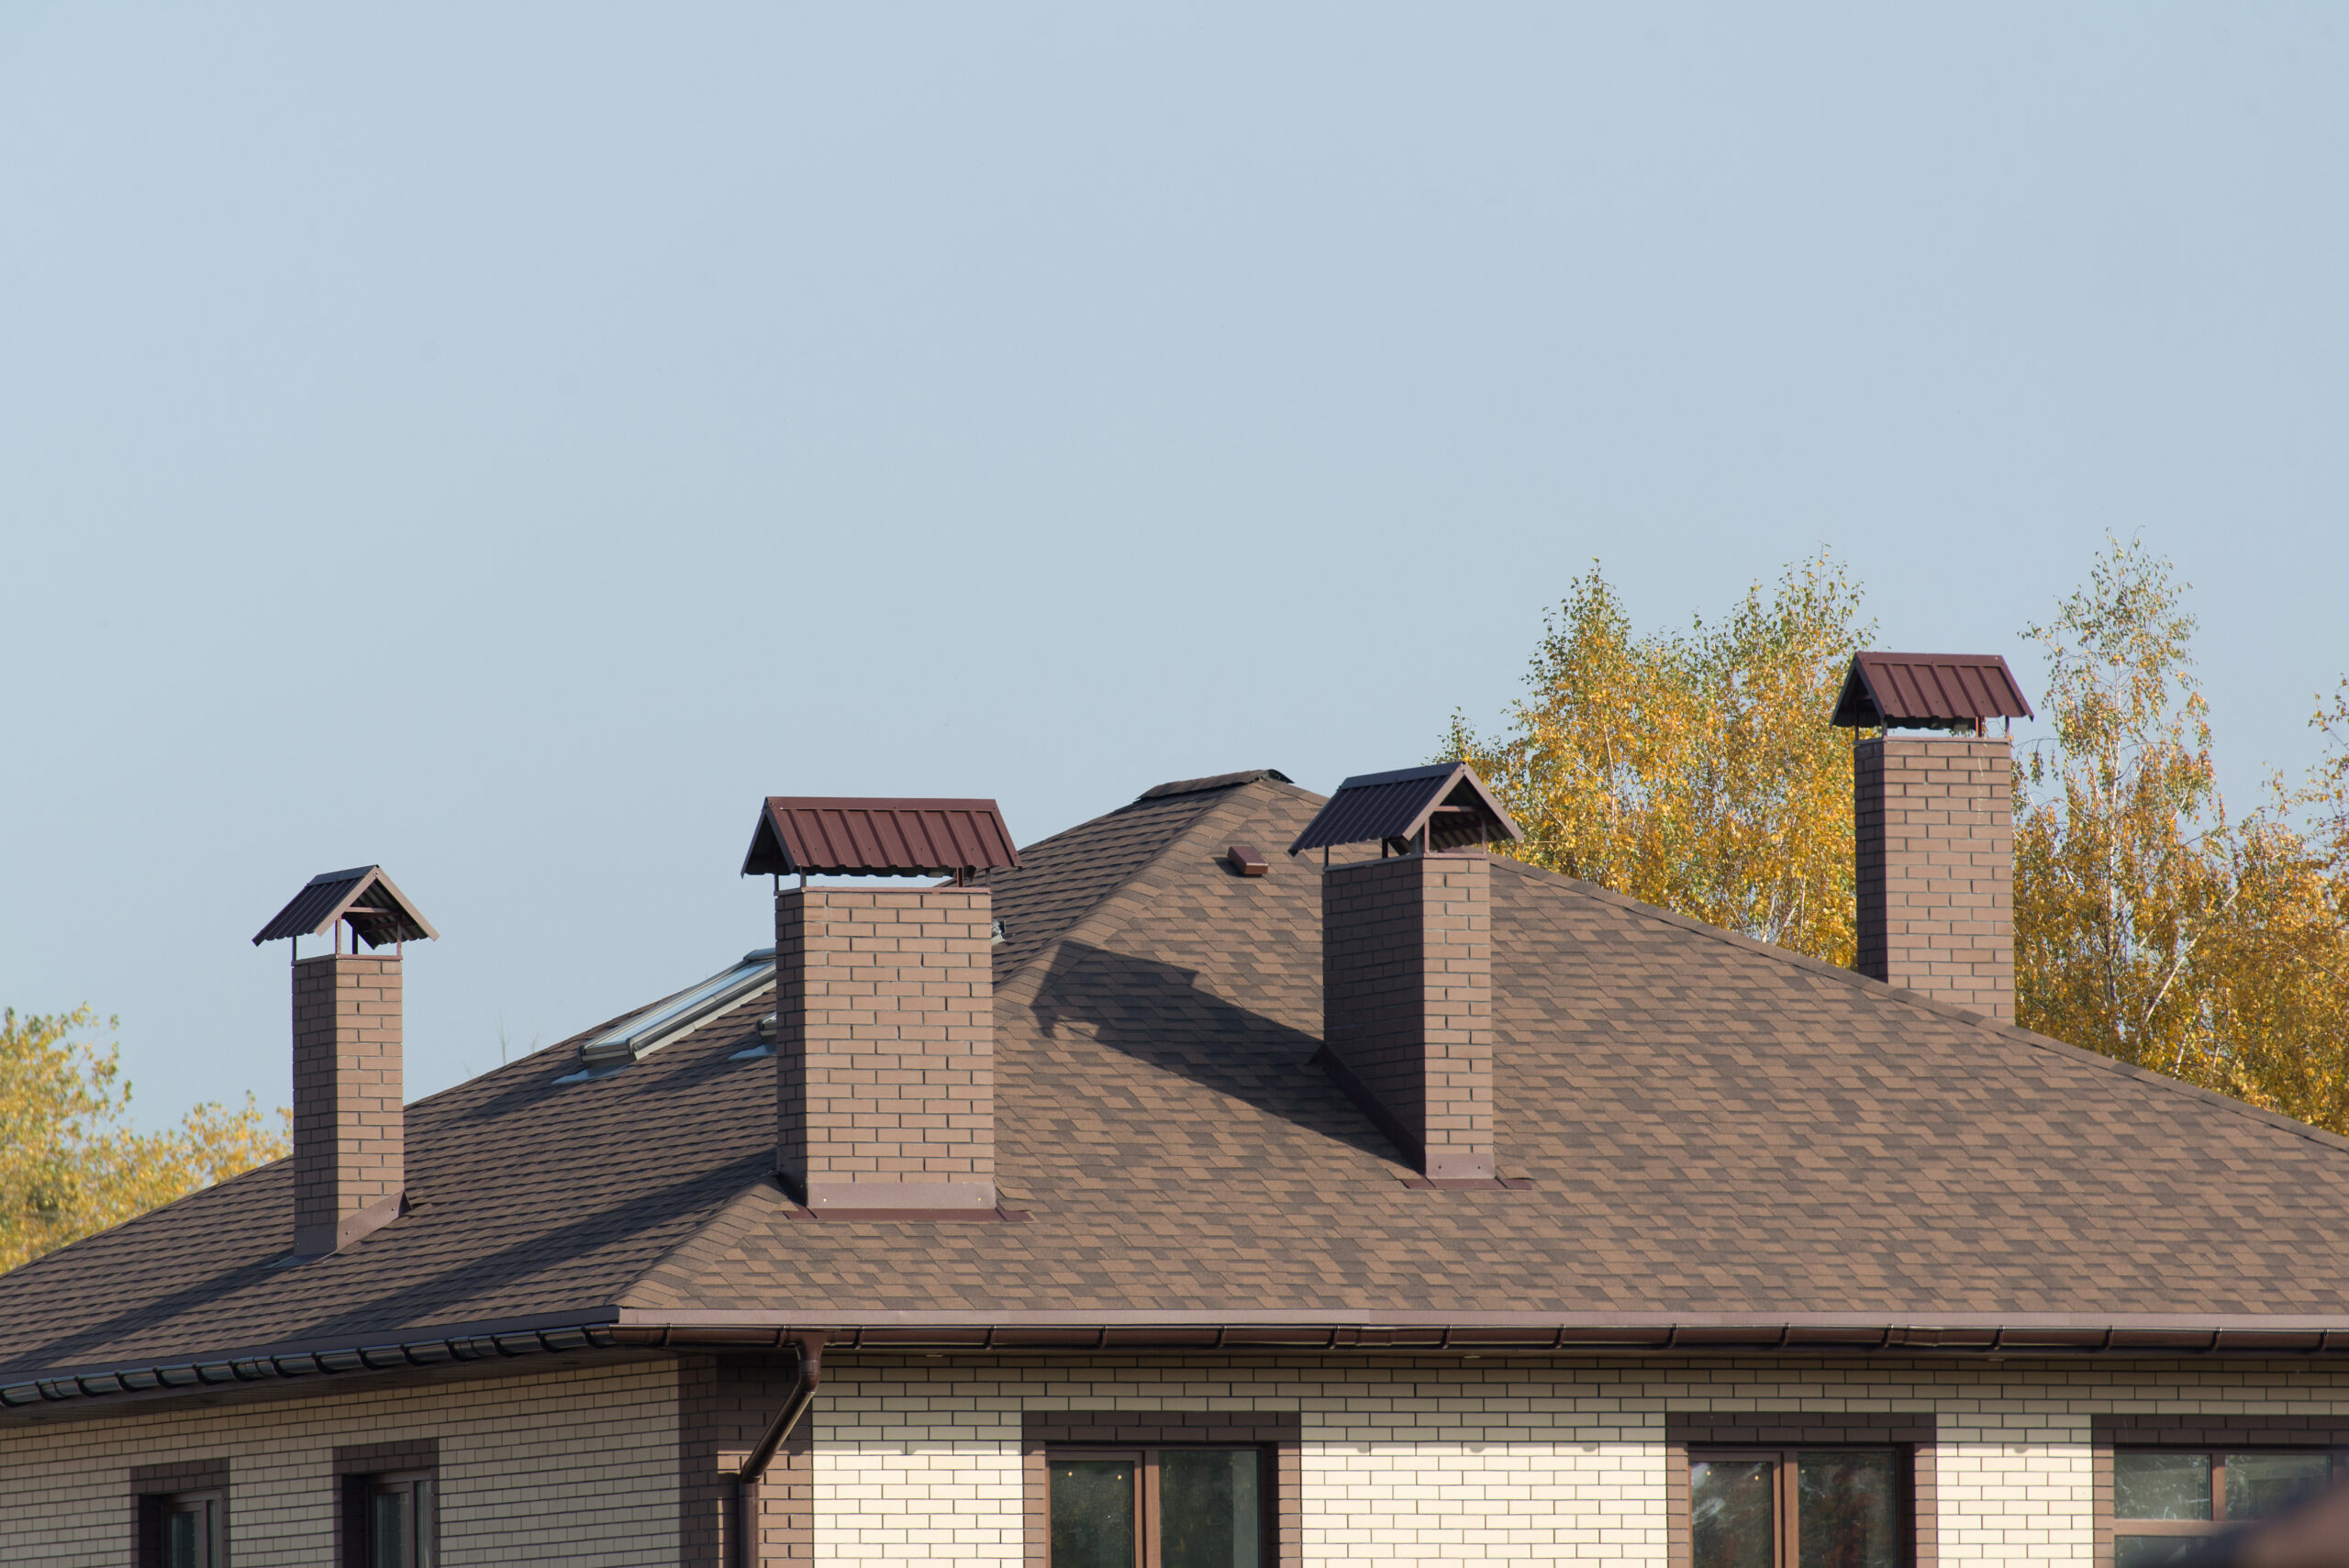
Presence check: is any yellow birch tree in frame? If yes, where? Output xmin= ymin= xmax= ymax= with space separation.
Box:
xmin=0 ymin=1006 xmax=287 ymax=1273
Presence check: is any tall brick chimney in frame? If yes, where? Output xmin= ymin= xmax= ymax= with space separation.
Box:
xmin=742 ymin=797 xmax=1022 ymax=1218
xmin=291 ymin=952 xmax=406 ymax=1254
xmin=1321 ymin=852 xmax=1496 ymax=1181
xmin=252 ymin=866 xmax=437 ymax=1258
xmin=1289 ymin=763 xmax=1522 ymax=1184
xmin=774 ymin=887 xmax=996 ymax=1213
xmin=1831 ymin=652 xmax=2036 ymax=1024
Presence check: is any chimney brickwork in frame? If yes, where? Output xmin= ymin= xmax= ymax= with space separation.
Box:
xmin=774 ymin=886 xmax=996 ymax=1214
xmin=1854 ymin=735 xmax=2015 ymax=1022
xmin=291 ymin=952 xmax=406 ymax=1256
xmin=1321 ymin=853 xmax=1495 ymax=1182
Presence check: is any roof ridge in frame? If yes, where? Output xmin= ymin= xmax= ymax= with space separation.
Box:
xmin=1487 ymin=853 xmax=2349 ymax=1161
xmin=988 ymin=777 xmax=1319 ymax=988
xmin=994 ymin=777 xmax=1317 ymax=1005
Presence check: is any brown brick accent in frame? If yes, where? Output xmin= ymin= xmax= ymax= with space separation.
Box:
xmin=1021 ymin=1411 xmax=1301 ymax=1568
xmin=1665 ymin=1412 xmax=1935 ymax=1568
xmin=292 ymin=953 xmax=405 ymax=1256
xmin=680 ymin=1354 xmax=813 ymax=1567
xmin=1854 ymin=736 xmax=2015 ymax=1022
xmin=774 ymin=887 xmax=996 ymax=1213
xmin=1320 ymin=853 xmax=1494 ymax=1180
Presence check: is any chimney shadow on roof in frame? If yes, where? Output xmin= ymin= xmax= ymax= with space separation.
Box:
xmin=1025 ymin=941 xmax=1403 ymax=1168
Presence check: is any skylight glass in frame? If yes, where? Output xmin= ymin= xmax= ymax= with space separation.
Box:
xmin=576 ymin=949 xmax=776 ymax=1068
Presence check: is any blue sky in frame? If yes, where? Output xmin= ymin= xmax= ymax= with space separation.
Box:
xmin=3 ymin=5 xmax=2343 ymax=1127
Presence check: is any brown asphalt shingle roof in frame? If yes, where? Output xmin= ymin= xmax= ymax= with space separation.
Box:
xmin=7 ymin=773 xmax=2349 ymax=1391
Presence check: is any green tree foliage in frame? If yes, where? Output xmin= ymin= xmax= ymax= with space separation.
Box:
xmin=0 ymin=1006 xmax=287 ymax=1273
xmin=1445 ymin=551 xmax=1872 ymax=963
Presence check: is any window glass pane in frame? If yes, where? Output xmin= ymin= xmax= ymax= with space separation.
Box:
xmin=2225 ymin=1452 xmax=2330 ymax=1520
xmin=416 ymin=1478 xmax=435 ymax=1568
xmin=1692 ymin=1459 xmax=1776 ymax=1568
xmin=1798 ymin=1451 xmax=1898 ymax=1568
xmin=1051 ymin=1459 xmax=1137 ymax=1568
xmin=166 ymin=1511 xmax=199 ymax=1568
xmin=373 ymin=1487 xmax=409 ymax=1568
xmin=1160 ymin=1450 xmax=1262 ymax=1568
xmin=2115 ymin=1537 xmax=2203 ymax=1568
xmin=2115 ymin=1452 xmax=2212 ymax=1520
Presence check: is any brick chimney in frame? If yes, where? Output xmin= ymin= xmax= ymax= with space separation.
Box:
xmin=1831 ymin=652 xmax=2035 ymax=1024
xmin=251 ymin=866 xmax=437 ymax=1258
xmin=1321 ymin=852 xmax=1495 ymax=1181
xmin=291 ymin=952 xmax=406 ymax=1254
xmin=1854 ymin=737 xmax=2016 ymax=1021
xmin=774 ymin=887 xmax=996 ymax=1214
xmin=1288 ymin=763 xmax=1522 ymax=1184
xmin=741 ymin=797 xmax=1022 ymax=1217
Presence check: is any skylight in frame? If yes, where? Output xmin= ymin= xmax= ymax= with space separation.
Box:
xmin=575 ymin=949 xmax=776 ymax=1069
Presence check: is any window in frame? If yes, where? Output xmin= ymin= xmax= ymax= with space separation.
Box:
xmin=1048 ymin=1447 xmax=1268 ymax=1568
xmin=366 ymin=1473 xmax=436 ymax=1568
xmin=1688 ymin=1448 xmax=1910 ymax=1568
xmin=161 ymin=1491 xmax=227 ymax=1568
xmin=2112 ymin=1449 xmax=2338 ymax=1567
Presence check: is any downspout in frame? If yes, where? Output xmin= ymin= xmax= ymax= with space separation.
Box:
xmin=730 ymin=1334 xmax=823 ymax=1568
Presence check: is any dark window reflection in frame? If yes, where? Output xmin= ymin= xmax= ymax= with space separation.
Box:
xmin=1160 ymin=1450 xmax=1261 ymax=1568
xmin=1693 ymin=1459 xmax=1776 ymax=1568
xmin=1052 ymin=1460 xmax=1138 ymax=1568
xmin=1798 ymin=1451 xmax=1898 ymax=1568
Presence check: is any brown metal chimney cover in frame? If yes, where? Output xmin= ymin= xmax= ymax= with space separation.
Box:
xmin=1831 ymin=651 xmax=2035 ymax=730
xmin=742 ymin=797 xmax=1021 ymax=879
xmin=1287 ymin=763 xmax=1522 ymax=857
xmin=252 ymin=867 xmax=438 ymax=949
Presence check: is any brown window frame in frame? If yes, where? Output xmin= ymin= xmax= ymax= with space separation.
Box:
xmin=334 ymin=1439 xmax=440 ymax=1568
xmin=2110 ymin=1447 xmax=2344 ymax=1551
xmin=1046 ymin=1444 xmax=1274 ymax=1568
xmin=1686 ymin=1443 xmax=1919 ymax=1568
xmin=158 ymin=1489 xmax=228 ymax=1568
xmin=362 ymin=1469 xmax=438 ymax=1568
xmin=1024 ymin=1413 xmax=1300 ymax=1568
xmin=2093 ymin=1415 xmax=2349 ymax=1567
xmin=129 ymin=1458 xmax=231 ymax=1568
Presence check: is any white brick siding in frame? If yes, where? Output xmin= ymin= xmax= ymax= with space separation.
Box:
xmin=7 ymin=1351 xmax=2349 ymax=1563
xmin=818 ymin=1355 xmax=2349 ymax=1567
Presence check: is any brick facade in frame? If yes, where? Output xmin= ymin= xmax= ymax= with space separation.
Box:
xmin=774 ymin=887 xmax=996 ymax=1213
xmin=291 ymin=953 xmax=405 ymax=1257
xmin=16 ymin=1352 xmax=2349 ymax=1562
xmin=1321 ymin=854 xmax=1495 ymax=1180
xmin=1854 ymin=737 xmax=2016 ymax=1023
xmin=0 ymin=1361 xmax=679 ymax=1565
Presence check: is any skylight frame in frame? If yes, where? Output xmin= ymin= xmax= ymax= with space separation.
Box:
xmin=577 ymin=949 xmax=776 ymax=1068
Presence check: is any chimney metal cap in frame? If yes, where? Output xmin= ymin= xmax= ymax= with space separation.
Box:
xmin=742 ymin=797 xmax=1021 ymax=879
xmin=1287 ymin=762 xmax=1522 ymax=857
xmin=253 ymin=866 xmax=438 ymax=948
xmin=1831 ymin=651 xmax=2036 ymax=730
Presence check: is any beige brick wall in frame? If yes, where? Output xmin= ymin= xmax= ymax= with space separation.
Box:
xmin=0 ymin=1358 xmax=677 ymax=1565
xmin=776 ymin=886 xmax=996 ymax=1212
xmin=815 ymin=1353 xmax=2349 ymax=1567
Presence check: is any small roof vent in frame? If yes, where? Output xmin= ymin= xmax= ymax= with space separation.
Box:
xmin=1287 ymin=763 xmax=1522 ymax=858
xmin=1831 ymin=651 xmax=2035 ymax=731
xmin=1227 ymin=844 xmax=1269 ymax=877
xmin=252 ymin=866 xmax=438 ymax=949
xmin=741 ymin=797 xmax=1021 ymax=880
